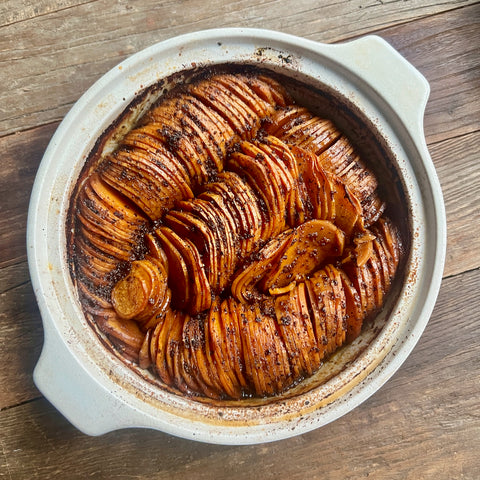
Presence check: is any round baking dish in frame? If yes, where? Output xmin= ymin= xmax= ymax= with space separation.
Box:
xmin=28 ymin=28 xmax=446 ymax=444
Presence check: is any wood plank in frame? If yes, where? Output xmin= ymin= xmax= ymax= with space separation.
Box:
xmin=0 ymin=0 xmax=90 ymax=27
xmin=1 ymin=268 xmax=478 ymax=479
xmin=378 ymin=3 xmax=480 ymax=144
xmin=0 ymin=266 xmax=43 ymax=410
xmin=0 ymin=122 xmax=57 ymax=268
xmin=432 ymin=131 xmax=480 ymax=277
xmin=0 ymin=0 xmax=477 ymax=136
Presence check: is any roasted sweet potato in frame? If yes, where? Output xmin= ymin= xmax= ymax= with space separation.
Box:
xmin=71 ymin=70 xmax=404 ymax=400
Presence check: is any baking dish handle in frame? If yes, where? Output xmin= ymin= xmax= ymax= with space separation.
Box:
xmin=326 ymin=35 xmax=430 ymax=139
xmin=33 ymin=318 xmax=145 ymax=436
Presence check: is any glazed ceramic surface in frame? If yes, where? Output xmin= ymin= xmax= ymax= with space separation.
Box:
xmin=28 ymin=28 xmax=446 ymax=444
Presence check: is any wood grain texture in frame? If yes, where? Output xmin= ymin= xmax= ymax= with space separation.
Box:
xmin=0 ymin=263 xmax=43 ymax=410
xmin=379 ymin=4 xmax=480 ymax=145
xmin=0 ymin=123 xmax=57 ymax=268
xmin=0 ymin=0 xmax=477 ymax=135
xmin=1 ymin=268 xmax=479 ymax=479
xmin=433 ymin=130 xmax=480 ymax=277
xmin=1 ymin=1 xmax=479 ymax=479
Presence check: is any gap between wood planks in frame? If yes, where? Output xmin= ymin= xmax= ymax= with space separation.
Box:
xmin=329 ymin=1 xmax=477 ymax=45
xmin=0 ymin=0 xmax=98 ymax=28
xmin=0 ymin=396 xmax=43 ymax=413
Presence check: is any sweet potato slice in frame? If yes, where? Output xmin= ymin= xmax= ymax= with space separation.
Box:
xmin=214 ymin=74 xmax=272 ymax=119
xmin=219 ymin=171 xmax=264 ymax=253
xmin=77 ymin=173 xmax=147 ymax=264
xmin=208 ymin=298 xmax=242 ymax=399
xmin=264 ymin=106 xmax=312 ymax=137
xmin=80 ymin=178 xmax=144 ymax=247
xmin=325 ymin=264 xmax=347 ymax=348
xmin=188 ymin=80 xmax=259 ymax=139
xmin=75 ymin=235 xmax=119 ymax=289
xmin=305 ymin=277 xmax=328 ymax=357
xmin=143 ymin=96 xmax=221 ymax=176
xmin=111 ymin=258 xmax=166 ymax=321
xmin=296 ymin=118 xmax=341 ymax=155
xmin=244 ymin=303 xmax=291 ymax=396
xmin=372 ymin=236 xmax=393 ymax=292
xmin=218 ymin=299 xmax=248 ymax=391
xmin=274 ymin=289 xmax=314 ymax=378
xmin=155 ymin=228 xmax=191 ymax=311
xmin=158 ymin=226 xmax=212 ymax=315
xmin=121 ymin=127 xmax=192 ymax=185
xmin=295 ymin=282 xmax=322 ymax=371
xmin=376 ymin=218 xmax=402 ymax=267
xmin=338 ymin=268 xmax=363 ymax=342
xmin=262 ymin=219 xmax=345 ymax=291
xmin=200 ymin=183 xmax=245 ymax=260
xmin=186 ymin=198 xmax=228 ymax=292
xmin=245 ymin=74 xmax=292 ymax=109
xmin=290 ymin=145 xmax=331 ymax=222
xmin=243 ymin=143 xmax=289 ymax=238
xmin=329 ymin=176 xmax=363 ymax=236
xmin=240 ymin=303 xmax=270 ymax=396
xmin=231 ymin=229 xmax=294 ymax=303
xmin=177 ymin=328 xmax=202 ymax=395
xmin=224 ymin=298 xmax=249 ymax=391
xmin=229 ymin=147 xmax=285 ymax=241
xmin=267 ymin=105 xmax=341 ymax=156
xmin=96 ymin=309 xmax=145 ymax=354
xmin=306 ymin=269 xmax=339 ymax=356
xmin=164 ymin=311 xmax=185 ymax=389
xmin=174 ymin=202 xmax=220 ymax=290
xmin=151 ymin=308 xmax=176 ymax=385
xmin=195 ymin=197 xmax=236 ymax=292
xmin=182 ymin=313 xmax=222 ymax=399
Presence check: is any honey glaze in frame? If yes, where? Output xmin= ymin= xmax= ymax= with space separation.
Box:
xmin=67 ymin=63 xmax=409 ymax=403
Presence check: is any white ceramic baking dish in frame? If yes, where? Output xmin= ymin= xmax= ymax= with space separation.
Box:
xmin=27 ymin=28 xmax=446 ymax=444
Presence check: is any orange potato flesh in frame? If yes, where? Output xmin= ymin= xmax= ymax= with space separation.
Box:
xmin=230 ymin=229 xmax=294 ymax=303
xmin=261 ymin=219 xmax=345 ymax=291
xmin=111 ymin=264 xmax=150 ymax=320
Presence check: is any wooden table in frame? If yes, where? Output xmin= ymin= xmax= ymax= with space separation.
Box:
xmin=1 ymin=1 xmax=479 ymax=478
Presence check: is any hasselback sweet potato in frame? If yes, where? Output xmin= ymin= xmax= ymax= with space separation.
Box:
xmin=70 ymin=69 xmax=404 ymax=399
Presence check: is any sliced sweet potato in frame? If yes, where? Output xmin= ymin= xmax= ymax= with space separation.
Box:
xmin=245 ymin=74 xmax=292 ymax=109
xmin=264 ymin=105 xmax=312 ymax=137
xmin=155 ymin=227 xmax=191 ymax=311
xmin=295 ymin=282 xmax=321 ymax=371
xmin=208 ymin=298 xmax=242 ymax=399
xmin=182 ymin=313 xmax=222 ymax=399
xmin=231 ymin=229 xmax=294 ymax=303
xmin=229 ymin=147 xmax=285 ymax=241
xmin=305 ymin=276 xmax=328 ymax=357
xmin=290 ymin=145 xmax=331 ymax=222
xmin=306 ymin=269 xmax=339 ymax=356
xmin=325 ymin=264 xmax=347 ymax=348
xmin=274 ymin=290 xmax=308 ymax=378
xmin=338 ymin=268 xmax=363 ymax=342
xmin=188 ymin=80 xmax=260 ymax=139
xmin=96 ymin=309 xmax=145 ymax=354
xmin=262 ymin=219 xmax=345 ymax=291
xmin=215 ymin=74 xmax=272 ymax=119
xmin=173 ymin=202 xmax=220 ymax=290
xmin=111 ymin=262 xmax=150 ymax=320
xmin=157 ymin=226 xmax=212 ymax=315
xmin=224 ymin=297 xmax=249 ymax=390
